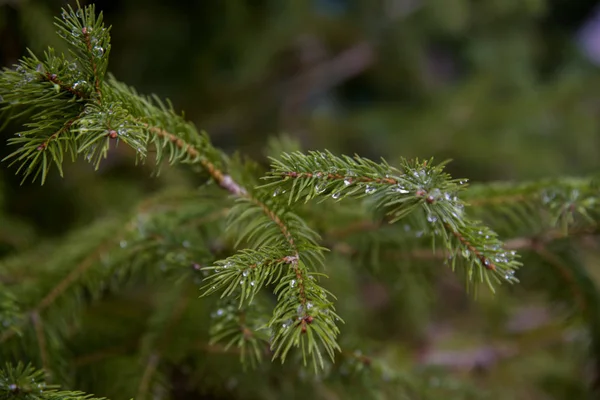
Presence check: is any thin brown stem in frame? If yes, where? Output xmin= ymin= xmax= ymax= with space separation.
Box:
xmin=81 ymin=27 xmax=102 ymax=97
xmin=146 ymin=125 xmax=245 ymax=196
xmin=283 ymin=171 xmax=397 ymax=185
xmin=31 ymin=312 xmax=49 ymax=375
xmin=44 ymin=72 xmax=86 ymax=98
xmin=447 ymin=224 xmax=496 ymax=271
xmin=137 ymin=353 xmax=160 ymax=399
xmin=36 ymin=114 xmax=83 ymax=151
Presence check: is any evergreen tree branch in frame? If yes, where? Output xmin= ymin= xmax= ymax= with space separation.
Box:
xmin=31 ymin=312 xmax=49 ymax=378
xmin=0 ymin=362 xmax=106 ymax=400
xmin=531 ymin=245 xmax=600 ymax=392
xmin=263 ymin=151 xmax=521 ymax=291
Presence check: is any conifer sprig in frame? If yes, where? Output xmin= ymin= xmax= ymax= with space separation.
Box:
xmin=207 ymin=189 xmax=341 ymax=370
xmin=263 ymin=151 xmax=521 ymax=291
xmin=0 ymin=362 xmax=105 ymax=400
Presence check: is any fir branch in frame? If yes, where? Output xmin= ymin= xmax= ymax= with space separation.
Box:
xmin=207 ymin=298 xmax=270 ymax=369
xmin=0 ymin=363 xmax=106 ymax=399
xmin=55 ymin=3 xmax=110 ymax=96
xmin=0 ymin=188 xmax=225 ymax=345
xmin=205 ymin=190 xmax=341 ymax=369
xmin=263 ymin=151 xmax=521 ymax=291
xmin=465 ymin=176 xmax=600 ymax=235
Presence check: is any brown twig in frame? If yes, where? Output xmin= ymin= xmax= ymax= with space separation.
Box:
xmin=137 ymin=353 xmax=160 ymax=399
xmin=81 ymin=27 xmax=102 ymax=97
xmin=31 ymin=312 xmax=49 ymax=375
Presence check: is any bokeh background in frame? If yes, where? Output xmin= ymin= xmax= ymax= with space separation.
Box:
xmin=2 ymin=0 xmax=600 ymax=398
xmin=2 ymin=0 xmax=600 ymax=236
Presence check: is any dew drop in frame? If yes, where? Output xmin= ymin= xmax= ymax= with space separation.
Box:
xmin=343 ymin=178 xmax=352 ymax=186
xmin=332 ymin=192 xmax=341 ymax=199
xmin=72 ymin=80 xmax=87 ymax=90
xmin=462 ymin=249 xmax=470 ymax=257
xmin=8 ymin=384 xmax=17 ymax=391
xmin=393 ymin=185 xmax=409 ymax=194
xmin=273 ymin=188 xmax=281 ymax=197
xmin=120 ymin=240 xmax=127 ymax=248
xmin=427 ymin=214 xmax=438 ymax=223
xmin=504 ymin=270 xmax=516 ymax=280
xmin=182 ymin=240 xmax=190 ymax=248
xmin=242 ymin=270 xmax=249 ymax=277
xmin=250 ymin=281 xmax=255 ymax=286
xmin=217 ymin=309 xmax=224 ymax=316
xmin=365 ymin=185 xmax=376 ymax=194
xmin=307 ymin=302 xmax=313 ymax=309
xmin=315 ymin=182 xmax=326 ymax=194
xmin=93 ymin=46 xmax=104 ymax=57
xmin=290 ymin=279 xmax=296 ymax=288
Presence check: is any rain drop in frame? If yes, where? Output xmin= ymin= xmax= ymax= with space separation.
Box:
xmin=331 ymin=192 xmax=341 ymax=199
xmin=315 ymin=182 xmax=326 ymax=194
xmin=250 ymin=281 xmax=255 ymax=286
xmin=72 ymin=80 xmax=87 ymax=90
xmin=343 ymin=178 xmax=352 ymax=186
xmin=242 ymin=270 xmax=249 ymax=277
xmin=290 ymin=279 xmax=296 ymax=288
xmin=365 ymin=185 xmax=376 ymax=194
xmin=307 ymin=302 xmax=313 ymax=309
xmin=273 ymin=188 xmax=281 ymax=197
xmin=427 ymin=214 xmax=438 ymax=223
xmin=93 ymin=46 xmax=104 ymax=57
xmin=462 ymin=249 xmax=470 ymax=257
xmin=504 ymin=270 xmax=516 ymax=280
xmin=393 ymin=185 xmax=409 ymax=194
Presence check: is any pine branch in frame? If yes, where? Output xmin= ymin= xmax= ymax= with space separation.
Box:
xmin=0 ymin=362 xmax=106 ymax=400
xmin=263 ymin=151 xmax=521 ymax=291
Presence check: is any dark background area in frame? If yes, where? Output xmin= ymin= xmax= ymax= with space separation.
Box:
xmin=1 ymin=0 xmax=600 ymax=239
xmin=2 ymin=0 xmax=600 ymax=239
